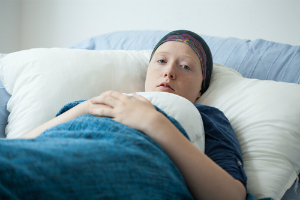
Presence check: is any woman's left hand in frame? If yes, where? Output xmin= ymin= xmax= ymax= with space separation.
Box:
xmin=89 ymin=91 xmax=160 ymax=133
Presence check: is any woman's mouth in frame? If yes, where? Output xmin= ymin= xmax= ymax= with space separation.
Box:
xmin=157 ymin=82 xmax=175 ymax=91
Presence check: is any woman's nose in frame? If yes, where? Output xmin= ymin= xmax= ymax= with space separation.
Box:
xmin=164 ymin=63 xmax=176 ymax=79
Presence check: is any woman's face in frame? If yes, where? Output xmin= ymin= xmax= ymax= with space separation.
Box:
xmin=145 ymin=41 xmax=203 ymax=103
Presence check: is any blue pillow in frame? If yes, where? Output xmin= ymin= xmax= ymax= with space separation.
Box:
xmin=68 ymin=30 xmax=169 ymax=51
xmin=69 ymin=30 xmax=300 ymax=84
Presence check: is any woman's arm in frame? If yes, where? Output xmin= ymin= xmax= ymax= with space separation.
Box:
xmin=90 ymin=91 xmax=246 ymax=200
xmin=20 ymin=100 xmax=92 ymax=139
xmin=145 ymin=112 xmax=246 ymax=200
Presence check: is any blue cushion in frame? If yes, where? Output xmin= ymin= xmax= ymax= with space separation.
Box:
xmin=68 ymin=30 xmax=168 ymax=51
xmin=70 ymin=30 xmax=300 ymax=84
xmin=208 ymin=37 xmax=300 ymax=84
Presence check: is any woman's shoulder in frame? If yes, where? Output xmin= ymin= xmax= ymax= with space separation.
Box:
xmin=193 ymin=104 xmax=228 ymax=121
xmin=194 ymin=104 xmax=237 ymax=145
xmin=194 ymin=104 xmax=222 ymax=112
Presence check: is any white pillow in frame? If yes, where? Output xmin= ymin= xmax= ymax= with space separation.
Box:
xmin=0 ymin=54 xmax=6 ymax=60
xmin=126 ymin=92 xmax=205 ymax=152
xmin=196 ymin=63 xmax=300 ymax=200
xmin=0 ymin=48 xmax=204 ymax=152
xmin=0 ymin=48 xmax=150 ymax=138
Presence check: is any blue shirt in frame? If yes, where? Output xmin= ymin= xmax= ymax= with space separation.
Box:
xmin=194 ymin=104 xmax=247 ymax=189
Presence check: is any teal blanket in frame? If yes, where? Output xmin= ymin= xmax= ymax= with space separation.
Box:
xmin=0 ymin=100 xmax=273 ymax=200
xmin=0 ymin=100 xmax=193 ymax=199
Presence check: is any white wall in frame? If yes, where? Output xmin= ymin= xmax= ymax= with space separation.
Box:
xmin=0 ymin=0 xmax=21 ymax=53
xmin=1 ymin=0 xmax=300 ymax=53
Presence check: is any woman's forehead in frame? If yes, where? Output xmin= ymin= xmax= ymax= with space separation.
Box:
xmin=154 ymin=41 xmax=199 ymax=61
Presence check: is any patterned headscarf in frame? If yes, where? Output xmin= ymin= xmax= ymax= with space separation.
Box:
xmin=150 ymin=30 xmax=213 ymax=94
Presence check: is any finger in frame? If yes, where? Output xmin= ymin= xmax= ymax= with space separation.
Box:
xmin=90 ymin=107 xmax=114 ymax=118
xmin=90 ymin=99 xmax=109 ymax=106
xmin=95 ymin=90 xmax=125 ymax=101
xmin=92 ymin=93 xmax=119 ymax=107
xmin=93 ymin=91 xmax=118 ymax=102
xmin=92 ymin=103 xmax=112 ymax=109
xmin=101 ymin=90 xmax=124 ymax=99
xmin=102 ymin=90 xmax=133 ymax=102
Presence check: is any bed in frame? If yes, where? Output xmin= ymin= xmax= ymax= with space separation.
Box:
xmin=0 ymin=30 xmax=299 ymax=200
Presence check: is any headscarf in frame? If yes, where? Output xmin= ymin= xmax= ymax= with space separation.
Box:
xmin=150 ymin=30 xmax=213 ymax=94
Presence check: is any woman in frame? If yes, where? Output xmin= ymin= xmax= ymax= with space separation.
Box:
xmin=21 ymin=30 xmax=247 ymax=200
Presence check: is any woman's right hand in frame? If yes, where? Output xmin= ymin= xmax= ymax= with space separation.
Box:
xmin=88 ymin=91 xmax=161 ymax=135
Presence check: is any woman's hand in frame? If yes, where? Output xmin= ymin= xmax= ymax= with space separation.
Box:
xmin=89 ymin=91 xmax=161 ymax=134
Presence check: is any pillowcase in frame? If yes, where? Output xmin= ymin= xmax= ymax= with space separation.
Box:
xmin=196 ymin=63 xmax=300 ymax=200
xmin=1 ymin=48 xmax=300 ymax=200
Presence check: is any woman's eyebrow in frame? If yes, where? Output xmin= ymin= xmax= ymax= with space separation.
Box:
xmin=182 ymin=54 xmax=198 ymax=65
xmin=154 ymin=51 xmax=198 ymax=64
xmin=154 ymin=51 xmax=169 ymax=56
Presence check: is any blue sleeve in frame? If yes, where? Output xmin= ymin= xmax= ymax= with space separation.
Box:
xmin=194 ymin=104 xmax=247 ymax=190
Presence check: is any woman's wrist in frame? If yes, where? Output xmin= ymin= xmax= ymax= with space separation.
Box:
xmin=78 ymin=99 xmax=92 ymax=115
xmin=140 ymin=111 xmax=179 ymax=143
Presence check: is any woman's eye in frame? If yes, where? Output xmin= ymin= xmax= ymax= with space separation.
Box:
xmin=158 ymin=59 xmax=166 ymax=63
xmin=183 ymin=65 xmax=190 ymax=70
